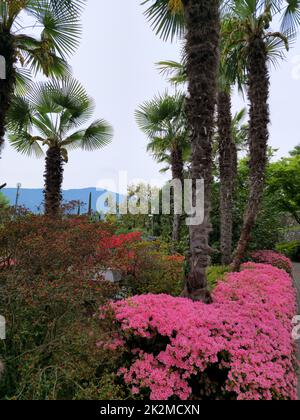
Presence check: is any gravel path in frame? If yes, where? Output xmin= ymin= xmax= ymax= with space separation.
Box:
xmin=292 ymin=263 xmax=300 ymax=400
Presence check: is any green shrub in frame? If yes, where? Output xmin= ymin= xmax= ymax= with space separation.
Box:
xmin=122 ymin=241 xmax=185 ymax=296
xmin=207 ymin=266 xmax=230 ymax=291
xmin=0 ymin=264 xmax=122 ymax=400
xmin=276 ymin=241 xmax=300 ymax=262
xmin=0 ymin=217 xmax=120 ymax=400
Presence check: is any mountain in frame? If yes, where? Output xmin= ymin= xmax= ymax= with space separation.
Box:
xmin=2 ymin=187 xmax=121 ymax=214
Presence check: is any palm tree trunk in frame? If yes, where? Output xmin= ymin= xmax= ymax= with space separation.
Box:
xmin=0 ymin=28 xmax=16 ymax=178
xmin=182 ymin=0 xmax=220 ymax=302
xmin=44 ymin=147 xmax=64 ymax=218
xmin=232 ymin=36 xmax=269 ymax=271
xmin=218 ymin=90 xmax=236 ymax=266
xmin=171 ymin=146 xmax=184 ymax=243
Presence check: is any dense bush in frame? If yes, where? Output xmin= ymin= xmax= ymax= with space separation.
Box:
xmin=0 ymin=217 xmax=124 ymax=400
xmin=0 ymin=271 xmax=122 ymax=400
xmin=276 ymin=241 xmax=300 ymax=262
xmin=0 ymin=216 xmax=115 ymax=275
xmin=0 ymin=216 xmax=186 ymax=399
xmin=249 ymin=250 xmax=293 ymax=274
xmin=98 ymin=264 xmax=298 ymax=400
xmin=121 ymin=242 xmax=184 ymax=296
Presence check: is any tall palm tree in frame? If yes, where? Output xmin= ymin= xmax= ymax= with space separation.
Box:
xmin=136 ymin=92 xmax=189 ymax=243
xmin=222 ymin=0 xmax=300 ymax=270
xmin=216 ymin=25 xmax=248 ymax=265
xmin=217 ymin=88 xmax=236 ymax=265
xmin=158 ymin=52 xmax=245 ymax=266
xmin=0 ymin=0 xmax=83 ymax=183
xmin=7 ymin=78 xmax=113 ymax=217
xmin=182 ymin=0 xmax=220 ymax=301
xmin=142 ymin=0 xmax=220 ymax=301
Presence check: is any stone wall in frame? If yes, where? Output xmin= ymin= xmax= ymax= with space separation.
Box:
xmin=280 ymin=215 xmax=300 ymax=243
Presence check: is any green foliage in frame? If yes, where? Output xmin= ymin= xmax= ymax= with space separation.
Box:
xmin=222 ymin=1 xmax=299 ymax=72
xmin=210 ymin=157 xmax=283 ymax=263
xmin=141 ymin=0 xmax=185 ymax=42
xmin=0 ymin=0 xmax=85 ymax=85
xmin=276 ymin=241 xmax=300 ymax=262
xmin=8 ymin=77 xmax=113 ymax=162
xmin=0 ymin=192 xmax=9 ymax=208
xmin=207 ymin=266 xmax=230 ymax=291
xmin=267 ymin=154 xmax=300 ymax=224
xmin=121 ymin=241 xmax=185 ymax=296
xmin=232 ymin=158 xmax=283 ymax=251
xmin=0 ymin=216 xmax=189 ymax=399
xmin=289 ymin=144 xmax=300 ymax=157
xmin=135 ymin=91 xmax=190 ymax=172
xmin=0 ymin=216 xmax=120 ymax=400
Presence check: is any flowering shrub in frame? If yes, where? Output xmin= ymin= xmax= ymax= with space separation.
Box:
xmin=0 ymin=216 xmax=186 ymax=399
xmin=249 ymin=250 xmax=293 ymax=274
xmin=119 ymin=242 xmax=185 ymax=295
xmin=0 ymin=216 xmax=124 ymax=400
xmin=0 ymin=216 xmax=115 ymax=276
xmin=97 ymin=231 xmax=143 ymax=274
xmin=98 ymin=264 xmax=298 ymax=400
xmin=100 ymin=231 xmax=142 ymax=249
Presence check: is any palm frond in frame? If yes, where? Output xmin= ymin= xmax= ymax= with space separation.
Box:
xmin=6 ymin=77 xmax=112 ymax=159
xmin=141 ymin=0 xmax=185 ymax=41
xmin=135 ymin=91 xmax=185 ymax=139
xmin=280 ymin=0 xmax=300 ymax=32
xmin=25 ymin=0 xmax=84 ymax=58
xmin=62 ymin=119 xmax=113 ymax=151
xmin=6 ymin=95 xmax=35 ymax=133
xmin=156 ymin=60 xmax=187 ymax=85
xmin=41 ymin=78 xmax=95 ymax=132
xmin=15 ymin=67 xmax=33 ymax=96
xmin=9 ymin=131 xmax=44 ymax=158
xmin=15 ymin=34 xmax=71 ymax=78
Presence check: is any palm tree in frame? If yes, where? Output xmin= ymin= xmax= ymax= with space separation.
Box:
xmin=136 ymin=92 xmax=189 ymax=243
xmin=217 ymin=88 xmax=236 ymax=265
xmin=182 ymin=0 xmax=220 ymax=301
xmin=222 ymin=0 xmax=300 ymax=270
xmin=158 ymin=53 xmax=243 ymax=266
xmin=142 ymin=0 xmax=220 ymax=301
xmin=0 ymin=0 xmax=83 ymax=180
xmin=7 ymin=78 xmax=113 ymax=217
xmin=216 ymin=24 xmax=248 ymax=265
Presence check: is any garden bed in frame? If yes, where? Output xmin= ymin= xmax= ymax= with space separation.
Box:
xmin=99 ymin=262 xmax=298 ymax=400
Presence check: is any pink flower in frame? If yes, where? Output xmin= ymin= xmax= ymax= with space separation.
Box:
xmin=98 ymin=263 xmax=298 ymax=401
xmin=249 ymin=250 xmax=292 ymax=274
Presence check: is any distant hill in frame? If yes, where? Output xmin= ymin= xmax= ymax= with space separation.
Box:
xmin=2 ymin=187 xmax=121 ymax=214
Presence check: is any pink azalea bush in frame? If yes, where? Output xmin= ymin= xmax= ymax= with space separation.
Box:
xmin=249 ymin=250 xmax=293 ymax=274
xmin=98 ymin=263 xmax=298 ymax=400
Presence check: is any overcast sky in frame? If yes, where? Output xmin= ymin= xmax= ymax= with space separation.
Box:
xmin=2 ymin=0 xmax=300 ymax=191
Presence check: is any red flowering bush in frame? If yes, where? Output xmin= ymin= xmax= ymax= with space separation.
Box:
xmin=0 ymin=217 xmax=186 ymax=399
xmin=96 ymin=230 xmax=185 ymax=295
xmin=98 ymin=264 xmax=298 ymax=400
xmin=97 ymin=231 xmax=143 ymax=273
xmin=100 ymin=231 xmax=142 ymax=249
xmin=249 ymin=250 xmax=293 ymax=274
xmin=0 ymin=216 xmax=115 ymax=275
